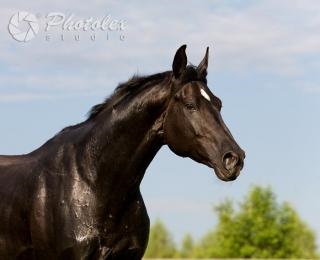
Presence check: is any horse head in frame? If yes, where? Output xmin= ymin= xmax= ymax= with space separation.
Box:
xmin=163 ymin=45 xmax=245 ymax=181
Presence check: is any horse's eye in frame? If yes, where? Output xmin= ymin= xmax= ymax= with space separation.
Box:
xmin=185 ymin=103 xmax=197 ymax=111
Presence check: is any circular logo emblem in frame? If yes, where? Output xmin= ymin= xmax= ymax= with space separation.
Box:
xmin=8 ymin=11 xmax=39 ymax=42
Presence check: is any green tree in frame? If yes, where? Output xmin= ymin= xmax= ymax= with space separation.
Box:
xmin=179 ymin=233 xmax=195 ymax=258
xmin=144 ymin=219 xmax=176 ymax=258
xmin=194 ymin=186 xmax=317 ymax=258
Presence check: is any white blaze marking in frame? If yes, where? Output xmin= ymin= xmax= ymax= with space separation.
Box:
xmin=200 ymin=88 xmax=211 ymax=101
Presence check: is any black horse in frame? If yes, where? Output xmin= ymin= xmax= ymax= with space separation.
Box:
xmin=0 ymin=45 xmax=245 ymax=259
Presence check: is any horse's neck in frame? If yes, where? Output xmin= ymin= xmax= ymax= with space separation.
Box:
xmin=86 ymin=81 xmax=170 ymax=199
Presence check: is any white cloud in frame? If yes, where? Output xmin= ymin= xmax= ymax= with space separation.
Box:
xmin=1 ymin=0 xmax=320 ymax=102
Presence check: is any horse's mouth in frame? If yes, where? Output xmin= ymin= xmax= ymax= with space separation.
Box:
xmin=214 ymin=167 xmax=239 ymax=182
xmin=206 ymin=161 xmax=241 ymax=182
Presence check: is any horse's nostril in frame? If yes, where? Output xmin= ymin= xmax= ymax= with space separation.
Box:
xmin=223 ymin=152 xmax=239 ymax=171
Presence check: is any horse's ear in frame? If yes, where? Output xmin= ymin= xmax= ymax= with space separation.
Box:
xmin=172 ymin=45 xmax=187 ymax=79
xmin=198 ymin=47 xmax=209 ymax=78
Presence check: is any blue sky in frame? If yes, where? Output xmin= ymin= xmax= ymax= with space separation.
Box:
xmin=1 ymin=0 xmax=320 ymax=248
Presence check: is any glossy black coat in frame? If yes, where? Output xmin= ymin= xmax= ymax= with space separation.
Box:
xmin=0 ymin=45 xmax=244 ymax=259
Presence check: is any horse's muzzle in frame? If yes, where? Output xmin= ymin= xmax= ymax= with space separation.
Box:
xmin=216 ymin=150 xmax=245 ymax=181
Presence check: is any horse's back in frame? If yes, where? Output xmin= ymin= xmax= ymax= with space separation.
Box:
xmin=0 ymin=153 xmax=39 ymax=207
xmin=0 ymin=154 xmax=26 ymax=165
xmin=0 ymin=154 xmax=37 ymax=190
xmin=0 ymin=154 xmax=39 ymax=258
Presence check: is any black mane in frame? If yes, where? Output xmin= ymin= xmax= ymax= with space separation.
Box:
xmin=58 ymin=71 xmax=172 ymax=134
xmin=87 ymin=65 xmax=203 ymax=120
xmin=87 ymin=71 xmax=171 ymax=120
